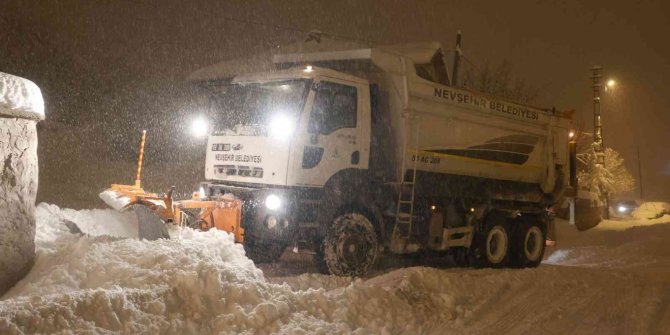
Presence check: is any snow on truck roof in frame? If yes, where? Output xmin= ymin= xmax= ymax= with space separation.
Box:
xmin=0 ymin=72 xmax=45 ymax=120
xmin=187 ymin=38 xmax=367 ymax=82
xmin=231 ymin=66 xmax=369 ymax=85
xmin=270 ymin=41 xmax=444 ymax=65
xmin=186 ymin=39 xmax=443 ymax=82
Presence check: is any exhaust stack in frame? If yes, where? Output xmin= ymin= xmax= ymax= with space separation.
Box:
xmin=452 ymin=31 xmax=462 ymax=86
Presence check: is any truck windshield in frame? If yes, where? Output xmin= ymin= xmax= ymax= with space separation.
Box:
xmin=207 ymin=79 xmax=311 ymax=137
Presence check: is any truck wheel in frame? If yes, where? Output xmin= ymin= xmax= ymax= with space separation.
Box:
xmin=471 ymin=223 xmax=510 ymax=268
xmin=320 ymin=213 xmax=378 ymax=277
xmin=510 ymin=223 xmax=546 ymax=268
xmin=243 ymin=234 xmax=286 ymax=264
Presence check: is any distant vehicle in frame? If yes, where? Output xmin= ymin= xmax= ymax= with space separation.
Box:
xmin=613 ymin=199 xmax=639 ymax=217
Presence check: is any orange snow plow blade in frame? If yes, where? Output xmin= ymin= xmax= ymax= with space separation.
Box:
xmin=100 ymin=184 xmax=244 ymax=242
xmin=175 ymin=199 xmax=244 ymax=243
xmin=98 ymin=130 xmax=244 ymax=242
xmin=99 ymin=183 xmax=162 ymax=211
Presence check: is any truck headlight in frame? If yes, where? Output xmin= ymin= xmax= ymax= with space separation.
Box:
xmin=265 ymin=194 xmax=281 ymax=210
xmin=190 ymin=117 xmax=209 ymax=138
xmin=268 ymin=114 xmax=295 ymax=140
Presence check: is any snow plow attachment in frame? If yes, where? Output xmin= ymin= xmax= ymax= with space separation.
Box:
xmin=100 ymin=183 xmax=244 ymax=241
xmin=99 ymin=183 xmax=173 ymax=240
xmin=98 ymin=130 xmax=244 ymax=242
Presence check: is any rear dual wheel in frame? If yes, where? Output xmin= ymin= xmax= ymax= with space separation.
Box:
xmin=471 ymin=222 xmax=510 ymax=268
xmin=470 ymin=211 xmax=547 ymax=268
xmin=510 ymin=222 xmax=546 ymax=268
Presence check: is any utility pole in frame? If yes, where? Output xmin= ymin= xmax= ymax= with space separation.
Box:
xmin=452 ymin=30 xmax=462 ymax=86
xmin=592 ymin=66 xmax=605 ymax=159
xmin=591 ymin=66 xmax=609 ymax=218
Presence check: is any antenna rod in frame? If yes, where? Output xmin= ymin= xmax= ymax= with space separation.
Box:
xmin=135 ymin=130 xmax=147 ymax=188
xmin=452 ymin=30 xmax=462 ymax=86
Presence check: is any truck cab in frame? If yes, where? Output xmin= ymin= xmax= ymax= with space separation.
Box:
xmin=203 ymin=66 xmax=370 ymax=189
xmin=198 ymin=66 xmax=378 ymax=270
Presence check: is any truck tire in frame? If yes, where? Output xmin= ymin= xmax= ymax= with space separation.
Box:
xmin=319 ymin=213 xmax=378 ymax=277
xmin=470 ymin=222 xmax=510 ymax=268
xmin=243 ymin=234 xmax=286 ymax=264
xmin=510 ymin=222 xmax=546 ymax=268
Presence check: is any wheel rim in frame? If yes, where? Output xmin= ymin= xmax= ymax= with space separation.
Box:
xmin=337 ymin=223 xmax=374 ymax=269
xmin=326 ymin=213 xmax=378 ymax=276
xmin=524 ymin=226 xmax=544 ymax=261
xmin=486 ymin=225 xmax=508 ymax=264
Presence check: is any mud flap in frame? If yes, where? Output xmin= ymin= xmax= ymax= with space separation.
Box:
xmin=133 ymin=205 xmax=170 ymax=240
xmin=573 ymin=200 xmax=603 ymax=232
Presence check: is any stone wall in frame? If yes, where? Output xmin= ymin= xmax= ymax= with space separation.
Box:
xmin=0 ymin=117 xmax=39 ymax=296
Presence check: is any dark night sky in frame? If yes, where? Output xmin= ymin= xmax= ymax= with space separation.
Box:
xmin=2 ymin=0 xmax=670 ymax=202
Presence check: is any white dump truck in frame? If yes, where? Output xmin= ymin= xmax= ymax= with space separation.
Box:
xmin=188 ymin=41 xmax=575 ymax=276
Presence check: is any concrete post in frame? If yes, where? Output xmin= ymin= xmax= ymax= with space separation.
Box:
xmin=0 ymin=72 xmax=44 ymax=296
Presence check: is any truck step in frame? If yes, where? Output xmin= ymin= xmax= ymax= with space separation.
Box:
xmin=396 ymin=212 xmax=412 ymax=218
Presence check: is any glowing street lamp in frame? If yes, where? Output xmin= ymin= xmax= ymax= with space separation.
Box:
xmin=605 ymin=79 xmax=616 ymax=92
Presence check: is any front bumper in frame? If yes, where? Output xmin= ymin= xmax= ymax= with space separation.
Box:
xmin=200 ymin=182 xmax=299 ymax=241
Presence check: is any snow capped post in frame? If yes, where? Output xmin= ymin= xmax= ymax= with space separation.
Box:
xmin=0 ymin=72 xmax=45 ymax=295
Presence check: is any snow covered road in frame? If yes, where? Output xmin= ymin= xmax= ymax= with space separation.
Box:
xmin=1 ymin=204 xmax=669 ymax=334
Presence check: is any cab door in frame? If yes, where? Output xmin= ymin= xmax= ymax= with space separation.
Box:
xmin=287 ymin=77 xmax=369 ymax=187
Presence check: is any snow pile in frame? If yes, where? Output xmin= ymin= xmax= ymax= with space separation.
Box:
xmin=2 ymin=205 xmax=670 ymax=333
xmin=545 ymin=217 xmax=670 ymax=269
xmin=37 ymin=203 xmax=139 ymax=239
xmin=0 ymin=204 xmax=473 ymax=334
xmin=0 ymin=72 xmax=44 ymax=120
xmin=632 ymin=202 xmax=670 ymax=219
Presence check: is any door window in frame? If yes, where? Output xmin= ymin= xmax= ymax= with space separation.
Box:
xmin=308 ymin=81 xmax=357 ymax=135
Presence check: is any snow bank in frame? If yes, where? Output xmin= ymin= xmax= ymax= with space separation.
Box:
xmin=0 ymin=72 xmax=44 ymax=120
xmin=545 ymin=217 xmax=670 ymax=269
xmin=2 ymin=205 xmax=670 ymax=333
xmin=1 ymin=204 xmax=480 ymax=334
xmin=632 ymin=202 xmax=670 ymax=219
